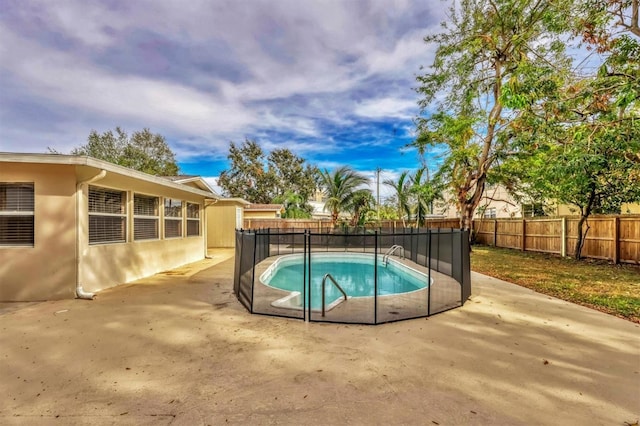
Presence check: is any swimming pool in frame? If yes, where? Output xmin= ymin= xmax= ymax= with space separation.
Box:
xmin=260 ymin=253 xmax=430 ymax=311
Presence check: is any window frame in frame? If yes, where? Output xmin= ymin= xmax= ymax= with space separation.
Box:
xmin=186 ymin=202 xmax=200 ymax=237
xmin=164 ymin=198 xmax=183 ymax=239
xmin=133 ymin=193 xmax=160 ymax=241
xmin=88 ymin=186 xmax=127 ymax=245
xmin=0 ymin=182 xmax=35 ymax=247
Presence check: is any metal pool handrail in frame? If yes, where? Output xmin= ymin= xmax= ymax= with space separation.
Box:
xmin=322 ymin=273 xmax=348 ymax=317
xmin=383 ymin=245 xmax=404 ymax=265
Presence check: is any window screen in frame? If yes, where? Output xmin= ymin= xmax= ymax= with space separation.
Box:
xmin=164 ymin=198 xmax=182 ymax=238
xmin=0 ymin=183 xmax=34 ymax=246
xmin=89 ymin=186 xmax=126 ymax=244
xmin=134 ymin=194 xmax=159 ymax=240
xmin=186 ymin=202 xmax=200 ymax=236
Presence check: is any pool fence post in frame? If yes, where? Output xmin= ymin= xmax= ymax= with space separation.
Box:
xmin=374 ymin=230 xmax=378 ymax=324
xmin=250 ymin=230 xmax=257 ymax=314
xmin=304 ymin=229 xmax=308 ymax=322
xmin=427 ymin=230 xmax=432 ymax=316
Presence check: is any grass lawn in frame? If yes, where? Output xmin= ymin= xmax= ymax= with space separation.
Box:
xmin=470 ymin=245 xmax=640 ymax=323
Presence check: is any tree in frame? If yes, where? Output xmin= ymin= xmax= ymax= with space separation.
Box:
xmin=409 ymin=167 xmax=438 ymax=227
xmin=383 ymin=171 xmax=412 ymax=227
xmin=502 ymin=0 xmax=640 ymax=258
xmin=413 ymin=0 xmax=573 ymax=235
xmin=217 ymin=140 xmax=275 ymax=204
xmin=71 ymin=127 xmax=179 ymax=175
xmin=317 ymin=166 xmax=370 ymax=225
xmin=217 ymin=140 xmax=317 ymax=205
xmin=349 ymin=190 xmax=375 ymax=226
xmin=267 ymin=148 xmax=318 ymax=202
xmin=273 ymin=191 xmax=313 ymax=219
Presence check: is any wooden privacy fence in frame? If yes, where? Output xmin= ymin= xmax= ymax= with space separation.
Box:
xmin=473 ymin=215 xmax=640 ymax=264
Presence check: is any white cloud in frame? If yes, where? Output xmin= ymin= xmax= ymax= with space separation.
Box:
xmin=1 ymin=28 xmax=255 ymax=135
xmin=202 ymin=176 xmax=223 ymax=196
xmin=354 ymin=97 xmax=418 ymax=119
xmin=0 ymin=0 xmax=442 ymax=167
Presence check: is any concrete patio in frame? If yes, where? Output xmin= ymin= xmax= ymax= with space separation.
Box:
xmin=1 ymin=249 xmax=638 ymax=425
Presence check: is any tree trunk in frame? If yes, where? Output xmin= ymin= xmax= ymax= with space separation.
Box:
xmin=573 ymin=188 xmax=596 ymax=260
xmin=574 ymin=214 xmax=591 ymax=260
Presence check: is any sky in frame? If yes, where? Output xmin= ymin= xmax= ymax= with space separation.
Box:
xmin=0 ymin=0 xmax=446 ymax=199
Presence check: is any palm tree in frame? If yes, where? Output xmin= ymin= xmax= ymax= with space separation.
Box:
xmin=349 ymin=190 xmax=375 ymax=226
xmin=273 ymin=190 xmax=312 ymax=218
xmin=410 ymin=167 xmax=437 ymax=227
xmin=383 ymin=171 xmax=412 ymax=227
xmin=317 ymin=166 xmax=370 ymax=225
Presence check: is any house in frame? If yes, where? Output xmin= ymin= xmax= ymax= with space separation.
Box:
xmin=436 ymin=184 xmax=640 ymax=219
xmin=243 ymin=204 xmax=284 ymax=219
xmin=0 ymin=153 xmax=243 ymax=302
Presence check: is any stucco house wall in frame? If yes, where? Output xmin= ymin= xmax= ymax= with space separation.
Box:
xmin=0 ymin=162 xmax=77 ymax=301
xmin=1 ymin=154 xmax=217 ymax=301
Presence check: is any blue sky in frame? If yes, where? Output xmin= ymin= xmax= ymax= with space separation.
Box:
xmin=0 ymin=0 xmax=445 ymax=198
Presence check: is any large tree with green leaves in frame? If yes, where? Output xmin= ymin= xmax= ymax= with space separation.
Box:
xmin=501 ymin=0 xmax=640 ymax=258
xmin=413 ymin=0 xmax=573 ymax=234
xmin=217 ymin=139 xmax=317 ymax=204
xmin=217 ymin=140 xmax=275 ymax=204
xmin=267 ymin=148 xmax=318 ymax=202
xmin=317 ymin=166 xmax=370 ymax=225
xmin=71 ymin=127 xmax=179 ymax=176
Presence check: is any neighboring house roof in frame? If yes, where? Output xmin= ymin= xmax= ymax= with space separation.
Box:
xmin=0 ymin=153 xmax=219 ymax=199
xmin=220 ymin=197 xmax=251 ymax=206
xmin=244 ymin=204 xmax=284 ymax=212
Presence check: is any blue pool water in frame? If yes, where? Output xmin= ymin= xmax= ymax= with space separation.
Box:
xmin=261 ymin=253 xmax=429 ymax=310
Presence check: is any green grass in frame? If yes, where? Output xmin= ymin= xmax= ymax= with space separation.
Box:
xmin=470 ymin=245 xmax=640 ymax=323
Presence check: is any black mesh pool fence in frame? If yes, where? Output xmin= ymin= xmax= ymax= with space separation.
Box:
xmin=233 ymin=228 xmax=471 ymax=324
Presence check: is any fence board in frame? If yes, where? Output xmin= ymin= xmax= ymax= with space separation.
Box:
xmin=473 ymin=215 xmax=639 ymax=264
xmin=620 ymin=217 xmax=640 ymax=264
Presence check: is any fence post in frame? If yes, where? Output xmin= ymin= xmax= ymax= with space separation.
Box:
xmin=493 ymin=219 xmax=498 ymax=247
xmin=613 ymin=216 xmax=620 ymax=264
xmin=521 ymin=219 xmax=526 ymax=252
xmin=374 ymin=231 xmax=378 ymax=324
xmin=561 ymin=217 xmax=567 ymax=257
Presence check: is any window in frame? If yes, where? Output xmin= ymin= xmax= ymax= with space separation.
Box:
xmin=484 ymin=207 xmax=497 ymax=219
xmin=134 ymin=194 xmax=159 ymax=240
xmin=0 ymin=183 xmax=34 ymax=246
xmin=89 ymin=186 xmax=126 ymax=244
xmin=186 ymin=202 xmax=200 ymax=236
xmin=164 ymin=199 xmax=182 ymax=238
